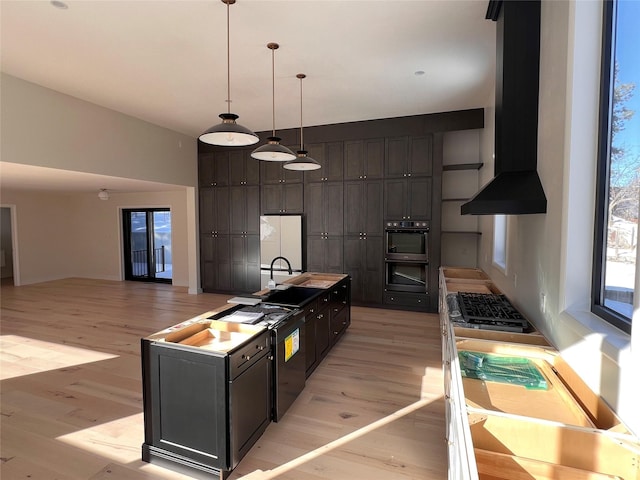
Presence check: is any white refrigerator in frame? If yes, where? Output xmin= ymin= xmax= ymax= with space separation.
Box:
xmin=260 ymin=215 xmax=303 ymax=287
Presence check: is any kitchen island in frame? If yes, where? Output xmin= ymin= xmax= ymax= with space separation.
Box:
xmin=141 ymin=273 xmax=350 ymax=479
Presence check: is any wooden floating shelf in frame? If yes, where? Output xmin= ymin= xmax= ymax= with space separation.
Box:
xmin=443 ymin=162 xmax=484 ymax=171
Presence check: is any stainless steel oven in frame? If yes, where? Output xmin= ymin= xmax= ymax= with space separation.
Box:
xmin=385 ymin=220 xmax=429 ymax=262
xmin=385 ymin=261 xmax=428 ymax=293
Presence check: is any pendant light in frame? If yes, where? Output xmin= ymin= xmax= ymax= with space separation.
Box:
xmin=199 ymin=0 xmax=258 ymax=147
xmin=251 ymin=43 xmax=296 ymax=161
xmin=284 ymin=74 xmax=321 ymax=171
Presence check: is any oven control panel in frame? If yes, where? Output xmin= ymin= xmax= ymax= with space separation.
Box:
xmin=386 ymin=220 xmax=429 ymax=229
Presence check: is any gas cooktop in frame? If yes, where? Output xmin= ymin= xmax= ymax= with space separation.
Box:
xmin=453 ymin=292 xmax=528 ymax=333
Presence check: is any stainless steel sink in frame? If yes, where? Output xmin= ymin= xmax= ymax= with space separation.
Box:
xmin=262 ymin=286 xmax=324 ymax=308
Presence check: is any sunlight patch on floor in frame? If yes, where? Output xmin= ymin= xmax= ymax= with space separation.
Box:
xmin=0 ymin=335 xmax=118 ymax=380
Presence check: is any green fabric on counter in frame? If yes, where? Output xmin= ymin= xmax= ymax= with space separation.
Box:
xmin=458 ymin=350 xmax=548 ymax=390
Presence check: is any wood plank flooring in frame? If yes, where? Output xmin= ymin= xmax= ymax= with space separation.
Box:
xmin=0 ymin=279 xmax=446 ymax=479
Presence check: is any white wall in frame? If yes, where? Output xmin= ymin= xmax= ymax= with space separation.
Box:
xmin=0 ymin=189 xmax=194 ymax=288
xmin=477 ymin=0 xmax=639 ymax=435
xmin=0 ymin=74 xmax=201 ymax=292
xmin=0 ymin=74 xmax=197 ymax=186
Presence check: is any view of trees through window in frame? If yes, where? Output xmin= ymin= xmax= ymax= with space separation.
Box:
xmin=599 ymin=0 xmax=639 ymax=327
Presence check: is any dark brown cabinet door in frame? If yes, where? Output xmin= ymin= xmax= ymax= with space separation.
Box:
xmin=200 ymin=234 xmax=231 ymax=292
xmin=230 ymin=234 xmax=260 ymax=293
xmin=408 ymin=136 xmax=433 ymax=177
xmin=384 ymin=177 xmax=432 ymax=220
xmin=408 ymin=177 xmax=432 ymax=219
xmin=199 ymin=186 xmax=230 ymax=234
xmin=261 ymin=183 xmax=303 ymax=214
xmin=147 ymin=343 xmax=228 ymax=469
xmin=344 ymin=180 xmax=383 ymax=236
xmin=304 ymin=182 xmax=343 ymax=236
xmin=305 ymin=141 xmax=344 ymax=183
xmin=230 ymin=186 xmax=259 ymax=235
xmin=306 ymin=235 xmax=343 ymax=273
xmin=385 ymin=135 xmax=433 ymax=178
xmin=229 ymin=150 xmax=260 ymax=186
xmin=260 ymin=161 xmax=303 ymax=185
xmin=383 ymin=179 xmax=407 ymax=220
xmin=199 ymin=152 xmax=230 ymax=187
xmin=344 ymin=235 xmax=383 ymax=304
xmin=344 ymin=138 xmax=384 ymax=180
xmin=385 ymin=136 xmax=409 ymax=178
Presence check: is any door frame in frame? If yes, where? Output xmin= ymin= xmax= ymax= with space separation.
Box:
xmin=122 ymin=207 xmax=172 ymax=284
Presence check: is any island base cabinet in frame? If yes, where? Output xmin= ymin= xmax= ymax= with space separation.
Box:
xmin=141 ymin=330 xmax=272 ymax=479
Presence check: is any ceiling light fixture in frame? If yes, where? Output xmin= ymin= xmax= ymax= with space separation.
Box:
xmin=51 ymin=1 xmax=68 ymax=9
xmin=98 ymin=189 xmax=109 ymax=201
xmin=284 ymin=74 xmax=321 ymax=171
xmin=198 ymin=0 xmax=258 ymax=147
xmin=251 ymin=43 xmax=296 ymax=161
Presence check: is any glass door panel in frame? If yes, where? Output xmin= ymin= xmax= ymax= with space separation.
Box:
xmin=123 ymin=209 xmax=172 ymax=283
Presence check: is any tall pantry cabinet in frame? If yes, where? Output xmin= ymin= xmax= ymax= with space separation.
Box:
xmin=197 ymin=109 xmax=484 ymax=312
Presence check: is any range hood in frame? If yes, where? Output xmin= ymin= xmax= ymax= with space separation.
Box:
xmin=461 ymin=0 xmax=547 ymax=215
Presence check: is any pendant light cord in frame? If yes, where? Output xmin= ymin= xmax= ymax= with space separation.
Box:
xmin=271 ymin=47 xmax=276 ymax=137
xmin=226 ymin=0 xmax=231 ymax=114
xmin=299 ymin=74 xmax=304 ymax=150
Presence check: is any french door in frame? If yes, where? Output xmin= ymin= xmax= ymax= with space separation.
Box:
xmin=123 ymin=208 xmax=172 ymax=283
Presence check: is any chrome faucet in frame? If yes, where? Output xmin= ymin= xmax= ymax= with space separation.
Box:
xmin=269 ymin=256 xmax=293 ymax=281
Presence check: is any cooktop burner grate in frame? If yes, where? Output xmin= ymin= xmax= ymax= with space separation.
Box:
xmin=455 ymin=292 xmax=528 ymax=332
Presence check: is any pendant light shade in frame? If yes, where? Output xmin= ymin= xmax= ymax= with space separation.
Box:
xmin=199 ymin=0 xmax=258 ymax=147
xmin=284 ymin=74 xmax=321 ymax=171
xmin=251 ymin=43 xmax=296 ymax=161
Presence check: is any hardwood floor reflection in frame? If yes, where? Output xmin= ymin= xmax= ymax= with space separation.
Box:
xmin=0 ymin=279 xmax=446 ymax=479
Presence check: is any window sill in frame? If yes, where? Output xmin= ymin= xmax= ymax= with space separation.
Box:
xmin=560 ymin=307 xmax=631 ymax=361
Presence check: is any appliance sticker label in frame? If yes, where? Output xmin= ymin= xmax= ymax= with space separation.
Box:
xmin=284 ymin=328 xmax=300 ymax=362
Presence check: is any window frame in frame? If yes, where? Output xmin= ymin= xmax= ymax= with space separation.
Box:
xmin=591 ymin=0 xmax=632 ymax=334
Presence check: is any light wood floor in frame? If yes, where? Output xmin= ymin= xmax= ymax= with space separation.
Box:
xmin=0 ymin=279 xmax=446 ymax=480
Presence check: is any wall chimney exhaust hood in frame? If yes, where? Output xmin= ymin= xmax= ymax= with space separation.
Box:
xmin=461 ymin=0 xmax=547 ymax=215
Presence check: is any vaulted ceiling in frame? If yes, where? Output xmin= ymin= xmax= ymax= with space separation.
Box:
xmin=0 ymin=0 xmax=495 ymax=192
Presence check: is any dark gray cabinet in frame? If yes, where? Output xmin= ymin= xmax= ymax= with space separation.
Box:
xmin=344 ymin=235 xmax=383 ymax=305
xmin=306 ymin=235 xmax=343 ymax=273
xmin=329 ymin=279 xmax=351 ymax=344
xmin=199 ymin=186 xmax=230 ymax=235
xmin=344 ymin=138 xmax=384 ymax=180
xmin=304 ymin=277 xmax=350 ymax=378
xmin=230 ymin=185 xmax=259 ymax=235
xmin=260 ymin=160 xmax=303 ymax=185
xmin=305 ymin=182 xmax=344 ymax=236
xmin=344 ymin=180 xmax=384 ymax=237
xmin=142 ymin=329 xmax=271 ymax=479
xmin=384 ymin=177 xmax=432 ymax=220
xmin=304 ymin=141 xmax=344 ymax=183
xmin=261 ymin=183 xmax=304 ymax=214
xmin=385 ymin=136 xmax=433 ymax=178
xmin=199 ymin=152 xmax=230 ymax=187
xmin=201 ymin=234 xmax=231 ymax=292
xmin=229 ymin=150 xmax=260 ymax=186
xmin=230 ymin=234 xmax=260 ymax=293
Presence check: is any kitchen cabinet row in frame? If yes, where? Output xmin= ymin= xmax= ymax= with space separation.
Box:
xmin=199 ymin=135 xmax=434 ymax=188
xmin=439 ymin=267 xmax=640 ymax=480
xmin=199 ymin=178 xmax=432 ymax=237
xmin=201 ymin=230 xmax=431 ymax=311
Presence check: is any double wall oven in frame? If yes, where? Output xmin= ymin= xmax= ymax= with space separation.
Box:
xmin=385 ymin=221 xmax=429 ymax=293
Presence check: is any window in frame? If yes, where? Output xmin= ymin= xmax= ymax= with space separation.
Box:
xmin=493 ymin=214 xmax=507 ymax=271
xmin=592 ymin=0 xmax=639 ymax=334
